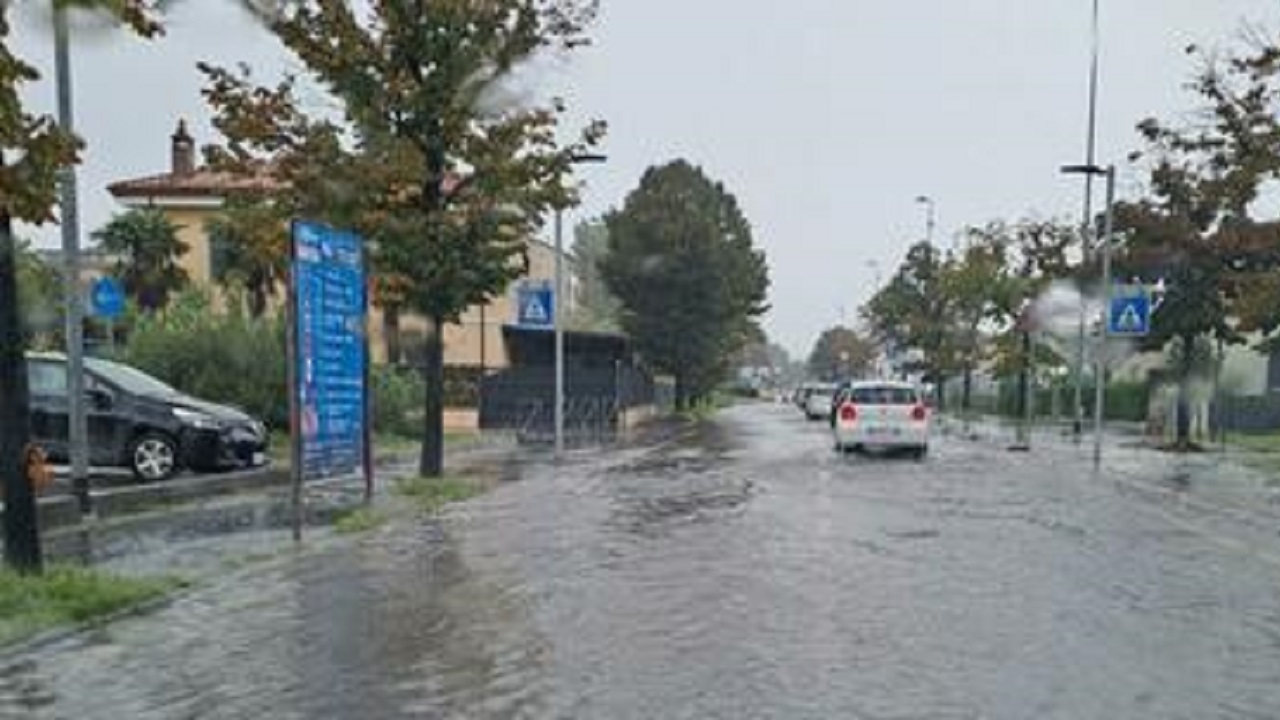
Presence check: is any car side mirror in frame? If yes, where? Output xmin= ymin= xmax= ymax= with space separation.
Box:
xmin=87 ymin=388 xmax=113 ymax=411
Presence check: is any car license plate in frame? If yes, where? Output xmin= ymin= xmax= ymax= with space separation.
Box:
xmin=252 ymin=452 xmax=266 ymax=466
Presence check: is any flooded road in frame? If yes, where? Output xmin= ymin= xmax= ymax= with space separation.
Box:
xmin=7 ymin=404 xmax=1280 ymax=718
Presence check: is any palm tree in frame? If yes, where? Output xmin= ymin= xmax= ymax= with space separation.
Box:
xmin=206 ymin=197 xmax=287 ymax=318
xmin=92 ymin=209 xmax=189 ymax=312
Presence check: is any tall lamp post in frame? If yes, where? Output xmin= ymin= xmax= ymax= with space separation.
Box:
xmin=54 ymin=6 xmax=90 ymax=513
xmin=915 ymin=195 xmax=936 ymax=246
xmin=554 ymin=153 xmax=607 ymax=459
xmin=1068 ymin=0 xmax=1105 ymax=442
xmin=1062 ymin=163 xmax=1116 ymax=468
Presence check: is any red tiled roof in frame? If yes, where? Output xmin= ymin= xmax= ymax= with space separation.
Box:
xmin=107 ymin=165 xmax=285 ymax=199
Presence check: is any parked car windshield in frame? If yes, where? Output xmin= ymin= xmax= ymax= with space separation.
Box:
xmin=85 ymin=358 xmax=177 ymax=398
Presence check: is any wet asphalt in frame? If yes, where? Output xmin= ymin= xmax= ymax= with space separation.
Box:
xmin=6 ymin=403 xmax=1280 ymax=719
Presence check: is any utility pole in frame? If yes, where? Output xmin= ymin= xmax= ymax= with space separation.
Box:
xmin=553 ymin=153 xmax=607 ymax=460
xmin=554 ymin=206 xmax=566 ymax=458
xmin=54 ymin=7 xmax=90 ymax=513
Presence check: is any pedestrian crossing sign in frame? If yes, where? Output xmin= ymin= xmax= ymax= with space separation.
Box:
xmin=517 ymin=282 xmax=555 ymax=328
xmin=1107 ymin=287 xmax=1151 ymax=337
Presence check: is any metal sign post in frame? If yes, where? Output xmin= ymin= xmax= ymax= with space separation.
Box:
xmin=1094 ymin=166 xmax=1120 ymax=468
xmin=288 ymin=221 xmax=371 ymax=540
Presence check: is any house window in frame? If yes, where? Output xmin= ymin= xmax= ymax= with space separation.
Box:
xmin=209 ymin=232 xmax=234 ymax=282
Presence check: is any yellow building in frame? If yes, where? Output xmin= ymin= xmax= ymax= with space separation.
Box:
xmin=107 ymin=121 xmax=577 ymax=371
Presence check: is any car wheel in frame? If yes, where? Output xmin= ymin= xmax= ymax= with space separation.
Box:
xmin=912 ymin=446 xmax=928 ymax=462
xmin=130 ymin=432 xmax=179 ymax=482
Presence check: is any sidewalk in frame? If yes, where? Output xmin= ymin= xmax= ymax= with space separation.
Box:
xmin=1 ymin=434 xmax=520 ymax=571
xmin=938 ymin=412 xmax=1280 ymax=554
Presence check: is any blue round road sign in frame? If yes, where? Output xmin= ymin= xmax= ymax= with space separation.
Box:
xmin=90 ymin=277 xmax=126 ymax=320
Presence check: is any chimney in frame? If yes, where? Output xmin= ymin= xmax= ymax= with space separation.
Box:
xmin=171 ymin=119 xmax=195 ymax=176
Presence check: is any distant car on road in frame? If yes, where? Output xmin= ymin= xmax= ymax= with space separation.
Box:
xmin=26 ymin=353 xmax=270 ymax=482
xmin=802 ymin=382 xmax=838 ymax=420
xmin=832 ymin=380 xmax=929 ymax=458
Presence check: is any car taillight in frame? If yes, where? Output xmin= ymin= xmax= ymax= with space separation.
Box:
xmin=911 ymin=404 xmax=927 ymax=421
xmin=840 ymin=404 xmax=857 ymax=422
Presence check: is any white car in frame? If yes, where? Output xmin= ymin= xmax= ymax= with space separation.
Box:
xmin=832 ymin=381 xmax=929 ymax=458
xmin=803 ymin=383 xmax=837 ymax=420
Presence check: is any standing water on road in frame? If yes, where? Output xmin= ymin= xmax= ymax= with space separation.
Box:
xmin=6 ymin=405 xmax=1280 ymax=718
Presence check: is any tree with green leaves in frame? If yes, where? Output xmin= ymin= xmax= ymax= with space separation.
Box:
xmin=199 ymin=1 xmax=604 ymax=476
xmin=807 ymin=326 xmax=876 ymax=382
xmin=15 ymin=241 xmax=61 ymax=343
xmin=602 ymin=160 xmax=770 ymax=408
xmin=1 ymin=0 xmax=162 ymax=571
xmin=567 ymin=218 xmax=619 ymax=331
xmin=937 ymin=235 xmax=1016 ymax=412
xmin=862 ymin=241 xmax=960 ymax=406
xmin=205 ymin=197 xmax=286 ymax=318
xmin=963 ymin=219 xmax=1074 ymax=429
xmin=92 ymin=208 xmax=189 ymax=312
xmin=1111 ymin=37 xmax=1280 ymax=447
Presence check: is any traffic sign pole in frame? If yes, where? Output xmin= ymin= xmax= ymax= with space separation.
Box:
xmin=1093 ymin=165 xmax=1115 ymax=469
xmin=554 ymin=207 xmax=565 ymax=460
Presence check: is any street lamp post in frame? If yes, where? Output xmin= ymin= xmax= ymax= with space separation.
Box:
xmin=54 ymin=7 xmax=90 ymax=513
xmin=865 ymin=259 xmax=882 ymax=288
xmin=1068 ymin=0 xmax=1105 ymax=443
xmin=915 ymin=196 xmax=936 ymax=246
xmin=1062 ymin=163 xmax=1116 ymax=468
xmin=554 ymin=153 xmax=607 ymax=460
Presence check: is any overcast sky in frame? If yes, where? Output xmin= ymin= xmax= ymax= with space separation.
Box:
xmin=13 ymin=1 xmax=1280 ymax=357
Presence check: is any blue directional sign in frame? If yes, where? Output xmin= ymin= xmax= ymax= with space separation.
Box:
xmin=516 ymin=280 xmax=554 ymax=328
xmin=89 ymin=277 xmax=125 ymax=320
xmin=1108 ymin=286 xmax=1151 ymax=337
xmin=291 ymin=220 xmax=368 ymax=482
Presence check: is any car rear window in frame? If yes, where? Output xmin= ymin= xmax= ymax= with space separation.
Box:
xmin=849 ymin=387 xmax=918 ymax=405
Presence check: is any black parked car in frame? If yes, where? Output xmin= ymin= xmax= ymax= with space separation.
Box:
xmin=26 ymin=353 xmax=269 ymax=482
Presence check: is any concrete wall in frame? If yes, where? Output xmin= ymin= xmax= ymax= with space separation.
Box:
xmin=443 ymin=408 xmax=479 ymax=432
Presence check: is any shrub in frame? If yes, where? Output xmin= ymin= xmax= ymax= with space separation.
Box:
xmin=1105 ymin=380 xmax=1149 ymax=422
xmin=115 ymin=291 xmax=289 ymax=428
xmin=117 ymin=290 xmax=445 ymax=436
xmin=372 ymin=365 xmax=424 ymax=437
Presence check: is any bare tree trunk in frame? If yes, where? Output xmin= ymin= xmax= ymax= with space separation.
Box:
xmin=249 ymin=281 xmax=267 ymax=319
xmin=1175 ymin=333 xmax=1194 ymax=449
xmin=419 ymin=314 xmax=445 ymax=477
xmin=0 ymin=205 xmax=43 ymax=572
xmin=416 ymin=124 xmax=449 ymax=477
xmin=383 ymin=304 xmax=402 ymax=366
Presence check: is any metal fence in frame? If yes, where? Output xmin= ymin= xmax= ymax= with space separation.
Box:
xmin=1213 ymin=393 xmax=1280 ymax=434
xmin=479 ymin=364 xmax=659 ymax=443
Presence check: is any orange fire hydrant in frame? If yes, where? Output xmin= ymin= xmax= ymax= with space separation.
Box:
xmin=24 ymin=444 xmax=55 ymax=495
